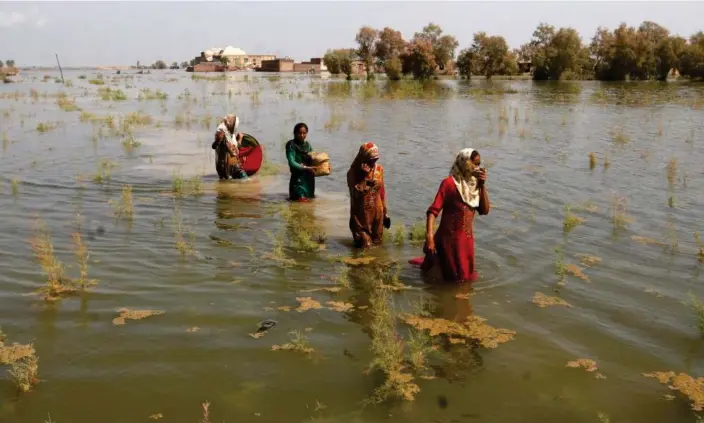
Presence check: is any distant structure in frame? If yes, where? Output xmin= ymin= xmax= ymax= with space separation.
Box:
xmin=189 ymin=46 xmax=275 ymax=71
xmin=257 ymin=57 xmax=329 ymax=74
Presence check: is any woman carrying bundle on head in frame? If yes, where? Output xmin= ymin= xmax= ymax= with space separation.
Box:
xmin=211 ymin=114 xmax=248 ymax=180
xmin=285 ymin=122 xmax=316 ymax=201
xmin=415 ymin=148 xmax=490 ymax=283
xmin=347 ymin=142 xmax=390 ymax=248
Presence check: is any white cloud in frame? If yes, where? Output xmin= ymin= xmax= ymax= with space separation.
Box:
xmin=0 ymin=9 xmax=47 ymax=28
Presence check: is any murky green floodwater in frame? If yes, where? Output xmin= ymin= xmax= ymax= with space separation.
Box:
xmin=1 ymin=70 xmax=704 ymax=423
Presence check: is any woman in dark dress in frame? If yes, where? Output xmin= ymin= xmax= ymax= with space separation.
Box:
xmin=211 ymin=114 xmax=248 ymax=180
xmin=285 ymin=123 xmax=316 ymax=201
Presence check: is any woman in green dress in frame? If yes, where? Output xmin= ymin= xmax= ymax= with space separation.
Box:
xmin=285 ymin=122 xmax=316 ymax=201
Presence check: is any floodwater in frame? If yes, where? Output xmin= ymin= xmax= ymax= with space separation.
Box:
xmin=1 ymin=70 xmax=704 ymax=423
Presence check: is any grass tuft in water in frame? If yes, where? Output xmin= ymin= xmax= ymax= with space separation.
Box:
xmin=72 ymin=232 xmax=97 ymax=291
xmin=611 ymin=126 xmax=630 ymax=144
xmin=695 ymin=233 xmax=704 ymax=263
xmin=110 ymin=184 xmax=134 ymax=219
xmin=611 ymin=196 xmax=631 ymax=230
xmin=36 ymin=122 xmax=57 ymax=133
xmin=408 ymin=222 xmax=426 ymax=245
xmin=563 ymin=205 xmax=585 ymax=233
xmin=589 ymin=152 xmax=597 ymax=170
xmin=667 ymin=158 xmax=677 ymax=184
xmin=121 ymin=133 xmax=142 ymax=150
xmin=172 ymin=206 xmax=196 ymax=257
xmin=9 ymin=351 xmax=39 ymax=393
xmin=11 ymin=178 xmax=19 ymax=198
xmin=29 ymin=220 xmax=77 ymax=301
xmin=56 ymin=93 xmax=80 ymax=112
xmin=171 ymin=170 xmax=204 ymax=197
xmin=93 ymin=159 xmax=117 ymax=183
xmin=272 ymin=330 xmax=315 ymax=354
xmin=688 ymin=293 xmax=704 ymax=336
xmin=98 ymin=87 xmax=127 ymax=101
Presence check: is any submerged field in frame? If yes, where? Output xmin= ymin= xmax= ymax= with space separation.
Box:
xmin=1 ymin=70 xmax=704 ymax=423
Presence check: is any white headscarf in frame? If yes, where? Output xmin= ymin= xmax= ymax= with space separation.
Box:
xmin=217 ymin=114 xmax=240 ymax=145
xmin=450 ymin=148 xmax=480 ymax=208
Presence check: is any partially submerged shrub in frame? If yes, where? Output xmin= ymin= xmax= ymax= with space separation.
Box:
xmin=1 ymin=333 xmax=40 ymax=393
xmin=563 ymin=205 xmax=585 ymax=232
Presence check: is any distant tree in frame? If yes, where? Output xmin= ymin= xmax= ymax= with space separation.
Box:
xmin=170 ymin=62 xmax=179 ymax=69
xmin=413 ymin=23 xmax=459 ymax=70
xmin=384 ymin=56 xmax=403 ymax=80
xmin=468 ymin=32 xmax=516 ymax=79
xmin=180 ymin=61 xmax=189 ymax=69
xmin=152 ymin=60 xmax=167 ymax=70
xmin=456 ymin=48 xmax=474 ymax=79
xmin=337 ymin=49 xmax=355 ymax=80
xmin=6 ymin=60 xmax=15 ymax=67
xmin=375 ymin=27 xmax=405 ymax=66
xmin=0 ymin=60 xmax=4 ymax=68
xmin=356 ymin=26 xmax=378 ymax=80
xmin=323 ymin=50 xmax=341 ymax=74
xmin=679 ymin=32 xmax=704 ymax=80
xmin=654 ymin=36 xmax=687 ymax=80
xmin=189 ymin=59 xmax=197 ymax=67
xmin=401 ymin=38 xmax=437 ymax=80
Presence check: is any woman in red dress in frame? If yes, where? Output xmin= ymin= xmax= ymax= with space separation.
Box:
xmin=421 ymin=148 xmax=490 ymax=283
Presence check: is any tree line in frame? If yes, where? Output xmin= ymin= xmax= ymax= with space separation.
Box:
xmin=0 ymin=60 xmax=16 ymax=68
xmin=323 ymin=22 xmax=704 ymax=81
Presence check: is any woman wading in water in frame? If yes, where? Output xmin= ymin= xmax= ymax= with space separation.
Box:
xmin=347 ymin=142 xmax=390 ymax=248
xmin=211 ymin=114 xmax=248 ymax=180
xmin=285 ymin=123 xmax=316 ymax=201
xmin=419 ymin=148 xmax=490 ymax=283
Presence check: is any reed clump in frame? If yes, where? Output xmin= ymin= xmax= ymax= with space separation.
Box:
xmin=93 ymin=159 xmax=117 ymax=183
xmin=408 ymin=222 xmax=426 ymax=245
xmin=271 ymin=330 xmax=315 ymax=354
xmin=171 ymin=170 xmax=204 ymax=197
xmin=688 ymin=293 xmax=704 ymax=336
xmin=121 ymin=133 xmax=142 ymax=150
xmin=56 ymin=93 xmax=80 ymax=112
xmin=667 ymin=158 xmax=677 ymax=184
xmin=138 ymin=88 xmax=168 ymax=100
xmin=36 ymin=122 xmax=57 ymax=133
xmin=72 ymin=232 xmax=98 ymax=290
xmin=98 ymin=87 xmax=127 ymax=101
xmin=172 ymin=207 xmax=196 ymax=257
xmin=29 ymin=221 xmax=76 ymax=301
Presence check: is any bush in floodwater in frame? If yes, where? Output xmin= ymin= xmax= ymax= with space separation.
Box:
xmin=611 ymin=196 xmax=631 ymax=229
xmin=93 ymin=159 xmax=117 ymax=183
xmin=56 ymin=93 xmax=80 ymax=112
xmin=72 ymin=232 xmax=98 ymax=290
xmin=36 ymin=122 xmax=57 ymax=133
xmin=688 ymin=293 xmax=704 ymax=336
xmin=98 ymin=87 xmax=126 ymax=101
xmin=0 ymin=336 xmax=40 ymax=393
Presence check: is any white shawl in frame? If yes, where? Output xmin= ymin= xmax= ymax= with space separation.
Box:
xmin=450 ymin=148 xmax=480 ymax=208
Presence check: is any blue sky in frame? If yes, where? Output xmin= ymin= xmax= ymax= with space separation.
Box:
xmin=1 ymin=1 xmax=703 ymax=67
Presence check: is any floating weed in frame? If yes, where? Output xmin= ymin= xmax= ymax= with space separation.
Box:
xmin=326 ymin=301 xmax=354 ymax=312
xmin=566 ymin=358 xmax=598 ymax=372
xmin=138 ymin=88 xmax=168 ymax=101
xmin=406 ymin=325 xmax=434 ymax=372
xmin=295 ymin=297 xmax=322 ymax=312
xmin=335 ymin=266 xmax=350 ymax=289
xmin=88 ymin=78 xmax=105 ymax=85
xmin=566 ymin=264 xmax=589 ymax=282
xmin=687 ymin=293 xmax=704 ymax=336
xmin=172 ymin=207 xmax=196 ymax=257
xmin=112 ymin=308 xmax=164 ymax=325
xmin=589 ymin=152 xmax=597 ymax=169
xmin=110 ymin=184 xmax=134 ymax=219
xmin=563 ymin=205 xmax=585 ymax=232
xmin=272 ymin=330 xmax=315 ymax=354
xmin=72 ymin=232 xmax=97 ymax=291
xmin=643 ymin=371 xmax=704 ymax=411
xmin=578 ymin=254 xmax=602 ymax=267
xmin=532 ymin=292 xmax=572 ymax=308
xmin=0 ymin=333 xmax=39 ymax=393
xmin=392 ymin=224 xmax=405 ymax=246
xmin=401 ymin=314 xmax=515 ymax=349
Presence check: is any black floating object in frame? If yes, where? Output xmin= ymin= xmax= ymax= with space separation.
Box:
xmin=257 ymin=319 xmax=277 ymax=333
xmin=437 ymin=395 xmax=449 ymax=409
xmin=96 ymin=226 xmax=106 ymax=236
xmin=383 ymin=216 xmax=391 ymax=229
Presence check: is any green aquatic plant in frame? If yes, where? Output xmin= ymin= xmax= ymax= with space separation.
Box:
xmin=171 ymin=206 xmax=196 ymax=257
xmin=667 ymin=158 xmax=677 ymax=185
xmin=98 ymin=87 xmax=126 ymax=101
xmin=110 ymin=184 xmax=134 ymax=219
xmin=36 ymin=122 xmax=57 ymax=133
xmin=563 ymin=205 xmax=585 ymax=232
xmin=56 ymin=93 xmax=80 ymax=112
xmin=611 ymin=196 xmax=631 ymax=230
xmin=29 ymin=220 xmax=76 ymax=301
xmin=688 ymin=293 xmax=704 ymax=336
xmin=11 ymin=178 xmax=19 ymax=197
xmin=408 ymin=221 xmax=426 ymax=245
xmin=138 ymin=88 xmax=168 ymax=100
xmin=72 ymin=231 xmax=97 ymax=291
xmin=121 ymin=133 xmax=142 ymax=150
xmin=93 ymin=159 xmax=117 ymax=183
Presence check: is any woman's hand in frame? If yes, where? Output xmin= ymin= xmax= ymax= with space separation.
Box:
xmin=305 ymin=166 xmax=317 ymax=174
xmin=235 ymin=133 xmax=243 ymax=144
xmin=425 ymin=236 xmax=436 ymax=255
xmin=361 ymin=163 xmax=372 ymax=174
xmin=474 ymin=168 xmax=487 ymax=186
